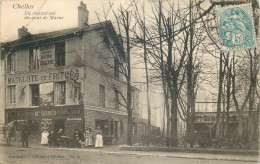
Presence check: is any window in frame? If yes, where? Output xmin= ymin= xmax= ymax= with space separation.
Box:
xmin=99 ymin=85 xmax=105 ymax=107
xmin=120 ymin=120 xmax=124 ymax=135
xmin=74 ymin=82 xmax=81 ymax=103
xmin=31 ymin=84 xmax=39 ymax=106
xmin=109 ymin=121 xmax=114 ymax=136
xmin=29 ymin=48 xmax=40 ymax=69
xmin=31 ymin=83 xmax=54 ymax=106
xmin=95 ymin=120 xmax=111 ymax=136
xmin=115 ymin=90 xmax=119 ymax=110
xmin=7 ymin=53 xmax=15 ymax=73
xmin=40 ymin=83 xmax=54 ymax=106
xmin=8 ymin=85 xmax=16 ymax=104
xmin=114 ymin=58 xmax=119 ymax=78
xmin=55 ymin=42 xmax=65 ymax=66
xmin=55 ymin=81 xmax=66 ymax=105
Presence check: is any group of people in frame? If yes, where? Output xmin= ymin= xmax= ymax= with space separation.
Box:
xmin=40 ymin=126 xmax=104 ymax=148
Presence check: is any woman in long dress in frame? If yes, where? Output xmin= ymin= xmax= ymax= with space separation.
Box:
xmin=95 ymin=126 xmax=103 ymax=148
xmin=84 ymin=128 xmax=93 ymax=148
xmin=41 ymin=130 xmax=49 ymax=146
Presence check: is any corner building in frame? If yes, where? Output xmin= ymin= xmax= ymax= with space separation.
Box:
xmin=2 ymin=2 xmax=140 ymax=144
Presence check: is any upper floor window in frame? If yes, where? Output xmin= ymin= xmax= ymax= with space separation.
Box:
xmin=30 ymin=83 xmax=54 ymax=106
xmin=7 ymin=53 xmax=15 ymax=73
xmin=31 ymin=84 xmax=39 ymax=106
xmin=115 ymin=90 xmax=119 ymax=110
xmin=55 ymin=81 xmax=66 ymax=105
xmin=73 ymin=82 xmax=81 ymax=103
xmin=8 ymin=85 xmax=16 ymax=104
xmin=99 ymin=85 xmax=105 ymax=107
xmin=55 ymin=42 xmax=66 ymax=66
xmin=114 ymin=58 xmax=119 ymax=78
xmin=29 ymin=48 xmax=40 ymax=69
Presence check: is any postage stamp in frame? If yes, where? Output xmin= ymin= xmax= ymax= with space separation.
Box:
xmin=216 ymin=3 xmax=256 ymax=52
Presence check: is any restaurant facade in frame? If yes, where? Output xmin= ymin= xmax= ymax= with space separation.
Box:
xmin=1 ymin=1 xmax=141 ymax=144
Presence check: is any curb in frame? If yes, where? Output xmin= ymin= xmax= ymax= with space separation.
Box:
xmin=119 ymin=146 xmax=260 ymax=155
xmin=106 ymin=151 xmax=260 ymax=163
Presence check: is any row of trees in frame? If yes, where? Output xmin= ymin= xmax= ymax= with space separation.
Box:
xmin=99 ymin=0 xmax=259 ymax=147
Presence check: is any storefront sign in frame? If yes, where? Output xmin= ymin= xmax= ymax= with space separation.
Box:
xmin=7 ymin=69 xmax=80 ymax=84
xmin=35 ymin=110 xmax=56 ymax=116
xmin=67 ymin=118 xmax=81 ymax=121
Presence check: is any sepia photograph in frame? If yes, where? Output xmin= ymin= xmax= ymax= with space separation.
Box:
xmin=0 ymin=0 xmax=259 ymax=163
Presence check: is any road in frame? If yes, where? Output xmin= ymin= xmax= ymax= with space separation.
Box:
xmin=0 ymin=145 xmax=258 ymax=164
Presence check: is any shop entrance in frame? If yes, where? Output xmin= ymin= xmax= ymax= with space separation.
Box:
xmin=54 ymin=119 xmax=65 ymax=133
xmin=114 ymin=121 xmax=119 ymax=139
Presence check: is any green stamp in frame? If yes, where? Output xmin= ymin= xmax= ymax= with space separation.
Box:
xmin=216 ymin=3 xmax=256 ymax=52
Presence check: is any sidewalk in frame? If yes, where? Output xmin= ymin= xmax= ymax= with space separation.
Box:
xmin=25 ymin=144 xmax=260 ymax=163
xmin=119 ymin=146 xmax=259 ymax=155
xmin=2 ymin=141 xmax=259 ymax=163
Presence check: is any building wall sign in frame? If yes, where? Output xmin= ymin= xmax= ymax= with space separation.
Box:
xmin=67 ymin=118 xmax=81 ymax=121
xmin=35 ymin=110 xmax=56 ymax=116
xmin=7 ymin=69 xmax=80 ymax=85
xmin=39 ymin=45 xmax=55 ymax=68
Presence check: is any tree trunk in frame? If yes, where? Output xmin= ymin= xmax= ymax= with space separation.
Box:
xmin=126 ymin=11 xmax=133 ymax=146
xmin=158 ymin=0 xmax=170 ymax=147
xmin=216 ymin=52 xmax=223 ymax=138
xmin=127 ymin=108 xmax=133 ymax=145
xmin=224 ymin=66 xmax=231 ymax=137
xmin=237 ymin=111 xmax=243 ymax=138
xmin=170 ymin=77 xmax=178 ymax=147
xmin=248 ymin=48 xmax=258 ymax=141
xmin=143 ymin=8 xmax=151 ymax=145
xmin=187 ymin=0 xmax=195 ymax=147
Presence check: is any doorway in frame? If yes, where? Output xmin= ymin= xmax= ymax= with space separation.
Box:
xmin=114 ymin=121 xmax=119 ymax=139
xmin=54 ymin=119 xmax=65 ymax=133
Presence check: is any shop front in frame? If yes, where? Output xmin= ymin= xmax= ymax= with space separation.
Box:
xmin=5 ymin=105 xmax=84 ymax=142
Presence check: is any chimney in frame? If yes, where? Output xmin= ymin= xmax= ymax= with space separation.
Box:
xmin=18 ymin=26 xmax=29 ymax=39
xmin=78 ymin=1 xmax=89 ymax=28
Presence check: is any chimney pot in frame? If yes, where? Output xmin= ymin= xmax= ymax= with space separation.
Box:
xmin=78 ymin=1 xmax=89 ymax=28
xmin=18 ymin=26 xmax=29 ymax=39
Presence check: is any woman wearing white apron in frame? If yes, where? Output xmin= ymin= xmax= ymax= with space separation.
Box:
xmin=41 ymin=130 xmax=49 ymax=146
xmin=84 ymin=128 xmax=93 ymax=148
xmin=95 ymin=126 xmax=103 ymax=148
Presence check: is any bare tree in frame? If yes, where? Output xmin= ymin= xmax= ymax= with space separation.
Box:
xmin=96 ymin=1 xmax=138 ymax=146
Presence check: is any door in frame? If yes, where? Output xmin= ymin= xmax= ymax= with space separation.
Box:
xmin=114 ymin=121 xmax=119 ymax=139
xmin=54 ymin=119 xmax=65 ymax=133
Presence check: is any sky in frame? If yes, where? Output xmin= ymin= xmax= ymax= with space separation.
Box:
xmin=0 ymin=0 xmax=193 ymax=42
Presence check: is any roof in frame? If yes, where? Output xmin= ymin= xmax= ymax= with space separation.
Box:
xmin=1 ymin=21 xmax=125 ymax=57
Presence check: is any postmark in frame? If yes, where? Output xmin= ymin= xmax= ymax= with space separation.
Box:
xmin=216 ymin=3 xmax=256 ymax=52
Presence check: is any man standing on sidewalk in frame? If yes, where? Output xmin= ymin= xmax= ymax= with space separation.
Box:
xmin=21 ymin=123 xmax=29 ymax=148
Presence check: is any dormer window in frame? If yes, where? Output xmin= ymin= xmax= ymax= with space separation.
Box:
xmin=29 ymin=48 xmax=40 ymax=69
xmin=7 ymin=53 xmax=16 ymax=73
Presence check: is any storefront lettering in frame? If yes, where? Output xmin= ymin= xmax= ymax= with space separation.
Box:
xmin=7 ymin=69 xmax=80 ymax=84
xmin=66 ymin=110 xmax=81 ymax=115
xmin=35 ymin=111 xmax=56 ymax=116
xmin=67 ymin=118 xmax=81 ymax=121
